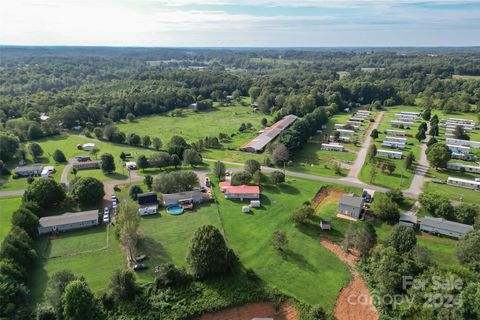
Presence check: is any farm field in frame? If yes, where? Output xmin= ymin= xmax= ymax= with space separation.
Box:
xmin=359 ymin=105 xmax=422 ymax=190
xmin=31 ymin=225 xmax=124 ymax=299
xmin=0 ymin=196 xmax=22 ymax=241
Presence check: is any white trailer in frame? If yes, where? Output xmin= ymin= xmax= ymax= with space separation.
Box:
xmin=446 ymin=138 xmax=480 ymax=149
xmin=391 ymin=120 xmax=414 ymax=127
xmin=447 ymin=162 xmax=480 ymax=174
xmin=336 ymin=129 xmax=355 ymax=136
xmin=386 ymin=130 xmax=406 ymax=136
xmin=385 ymin=136 xmax=407 ymax=143
xmin=381 ymin=141 xmax=405 ymax=150
xmin=447 ymin=144 xmax=471 ymax=154
xmin=447 ymin=177 xmax=480 ymax=191
xmin=377 ymin=149 xmax=403 ymax=159
xmin=321 ymin=143 xmax=344 ymax=151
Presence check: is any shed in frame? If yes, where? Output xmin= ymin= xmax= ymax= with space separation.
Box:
xmin=82 ymin=143 xmax=95 ymax=151
xmin=320 ymin=220 xmax=331 ymax=230
xmin=242 ymin=206 xmax=250 ymax=213
xmin=338 ymin=194 xmax=364 ymax=219
xmin=419 ymin=217 xmax=473 ymax=239
xmin=250 ymin=200 xmax=261 ymax=208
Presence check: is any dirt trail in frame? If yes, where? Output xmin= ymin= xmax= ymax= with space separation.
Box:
xmin=200 ymin=302 xmax=298 ymax=320
xmin=320 ymin=240 xmax=378 ymax=320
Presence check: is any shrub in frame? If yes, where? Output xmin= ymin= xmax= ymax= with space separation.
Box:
xmin=70 ymin=177 xmax=104 ymax=205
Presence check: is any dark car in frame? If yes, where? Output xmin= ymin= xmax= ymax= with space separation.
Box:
xmin=133 ymin=263 xmax=148 ymax=271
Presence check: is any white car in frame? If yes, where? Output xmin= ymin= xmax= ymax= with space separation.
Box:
xmin=104 ymin=207 xmax=109 ymax=215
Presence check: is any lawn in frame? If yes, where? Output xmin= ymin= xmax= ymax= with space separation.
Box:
xmin=32 ymin=225 xmax=124 ymax=300
xmin=422 ymin=168 xmax=479 ymax=204
xmin=359 ymin=105 xmax=423 ymax=189
xmin=0 ymin=196 xmax=22 ymax=241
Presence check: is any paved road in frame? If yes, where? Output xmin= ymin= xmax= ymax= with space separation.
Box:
xmin=346 ymin=111 xmax=384 ymax=182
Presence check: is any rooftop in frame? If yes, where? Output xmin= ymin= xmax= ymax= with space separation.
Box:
xmin=162 ymin=190 xmax=204 ymax=202
xmin=339 ymin=194 xmax=364 ymax=208
xmin=14 ymin=166 xmax=43 ymax=172
xmin=225 ymin=185 xmax=260 ymax=194
xmin=39 ymin=210 xmax=98 ymax=228
xmin=420 ymin=216 xmax=473 ymax=234
xmin=241 ymin=115 xmax=298 ymax=151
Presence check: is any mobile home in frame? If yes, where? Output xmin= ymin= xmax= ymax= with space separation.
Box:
xmin=420 ymin=217 xmax=473 ymax=239
xmin=386 ymin=129 xmax=406 ymax=136
xmin=381 ymin=141 xmax=405 ymax=150
xmin=321 ymin=143 xmax=344 ymax=152
xmin=446 ymin=138 xmax=480 ymax=149
xmin=447 ymin=144 xmax=470 ymax=154
xmin=377 ymin=149 xmax=403 ymax=159
xmin=350 ymin=117 xmax=364 ymax=122
xmin=385 ymin=136 xmax=407 ymax=143
xmin=391 ymin=120 xmax=414 ymax=127
xmin=336 ymin=129 xmax=355 ymax=136
xmin=447 ymin=162 xmax=480 ymax=174
xmin=447 ymin=177 xmax=480 ymax=191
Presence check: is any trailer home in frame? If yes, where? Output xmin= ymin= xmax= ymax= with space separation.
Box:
xmin=447 ymin=162 xmax=480 ymax=174
xmin=381 ymin=141 xmax=405 ymax=150
xmin=336 ymin=129 xmax=355 ymax=136
xmin=447 ymin=144 xmax=470 ymax=154
xmin=391 ymin=120 xmax=414 ymax=127
xmin=386 ymin=130 xmax=406 ymax=136
xmin=446 ymin=138 xmax=480 ymax=149
xmin=447 ymin=177 xmax=480 ymax=191
xmin=420 ymin=217 xmax=473 ymax=239
xmin=350 ymin=117 xmax=364 ymax=122
xmin=321 ymin=143 xmax=344 ymax=151
xmin=377 ymin=149 xmax=403 ymax=159
xmin=395 ymin=113 xmax=418 ymax=121
xmin=385 ymin=136 xmax=407 ymax=143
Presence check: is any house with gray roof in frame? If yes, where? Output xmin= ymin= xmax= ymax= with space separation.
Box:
xmin=399 ymin=213 xmax=418 ymax=228
xmin=419 ymin=216 xmax=473 ymax=239
xmin=162 ymin=190 xmax=205 ymax=207
xmin=338 ymin=194 xmax=364 ymax=219
xmin=38 ymin=210 xmax=99 ymax=235
xmin=14 ymin=166 xmax=43 ymax=177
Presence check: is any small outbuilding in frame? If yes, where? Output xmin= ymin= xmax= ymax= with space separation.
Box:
xmin=320 ymin=220 xmax=331 ymax=230
xmin=82 ymin=143 xmax=96 ymax=151
xmin=250 ymin=200 xmax=261 ymax=208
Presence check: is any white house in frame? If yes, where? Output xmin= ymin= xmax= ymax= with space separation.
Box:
xmin=381 ymin=141 xmax=405 ymax=150
xmin=447 ymin=162 xmax=480 ymax=174
xmin=321 ymin=143 xmax=344 ymax=151
xmin=397 ymin=111 xmax=420 ymax=118
xmin=446 ymin=138 xmax=480 ymax=149
xmin=82 ymin=143 xmax=96 ymax=151
xmin=391 ymin=120 xmax=414 ymax=127
xmin=356 ymin=110 xmax=371 ymax=115
xmin=447 ymin=144 xmax=470 ymax=154
xmin=395 ymin=113 xmax=418 ymax=120
xmin=38 ymin=210 xmax=99 ymax=235
xmin=336 ymin=129 xmax=355 ymax=136
xmin=447 ymin=177 xmax=480 ymax=190
xmin=386 ymin=130 xmax=406 ymax=136
xmin=377 ymin=149 xmax=403 ymax=159
xmin=385 ymin=136 xmax=407 ymax=143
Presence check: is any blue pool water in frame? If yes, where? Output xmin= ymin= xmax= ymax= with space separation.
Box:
xmin=167 ymin=206 xmax=184 ymax=215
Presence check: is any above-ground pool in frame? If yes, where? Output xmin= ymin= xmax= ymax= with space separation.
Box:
xmin=167 ymin=206 xmax=184 ymax=215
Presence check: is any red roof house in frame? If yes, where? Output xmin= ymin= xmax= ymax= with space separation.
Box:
xmin=225 ymin=185 xmax=260 ymax=200
xmin=219 ymin=181 xmax=231 ymax=192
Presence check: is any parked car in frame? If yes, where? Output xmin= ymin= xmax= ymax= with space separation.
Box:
xmin=133 ymin=263 xmax=147 ymax=271
xmin=104 ymin=207 xmax=109 ymax=215
xmin=205 ymin=177 xmax=211 ymax=187
xmin=225 ymin=171 xmax=231 ymax=177
xmin=200 ymin=186 xmax=207 ymax=193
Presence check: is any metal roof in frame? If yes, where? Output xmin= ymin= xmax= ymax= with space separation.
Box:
xmin=162 ymin=190 xmax=204 ymax=202
xmin=14 ymin=166 xmax=43 ymax=172
xmin=225 ymin=185 xmax=260 ymax=194
xmin=241 ymin=115 xmax=298 ymax=151
xmin=420 ymin=216 xmax=473 ymax=234
xmin=39 ymin=210 xmax=98 ymax=228
xmin=339 ymin=194 xmax=364 ymax=208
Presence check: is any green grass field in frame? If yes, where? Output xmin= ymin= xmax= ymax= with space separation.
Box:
xmin=422 ymin=168 xmax=479 ymax=204
xmin=0 ymin=196 xmax=22 ymax=241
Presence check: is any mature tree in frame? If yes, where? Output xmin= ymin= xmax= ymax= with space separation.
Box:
xmin=419 ymin=192 xmax=454 ymax=219
xmin=152 ymin=137 xmax=162 ymax=150
xmin=385 ymin=189 xmax=404 ymax=205
xmin=128 ymin=185 xmax=143 ymax=201
xmin=0 ymin=227 xmax=37 ymax=268
xmin=153 ymin=171 xmax=199 ymax=194
xmin=127 ymin=133 xmax=141 ymax=146
xmin=142 ymin=135 xmax=152 ymax=148
xmin=11 ymin=207 xmax=39 ymax=235
xmin=453 ymin=125 xmax=470 ymax=140
xmin=144 ymin=175 xmax=153 ymax=191
xmin=261 ymin=118 xmax=268 ymax=126
xmin=352 ymin=223 xmax=377 ymax=258
xmin=136 ymin=155 xmax=148 ymax=171
xmin=290 ymin=203 xmax=315 ymax=225
xmin=231 ymin=171 xmax=252 ymax=186
xmin=170 ymin=154 xmax=181 ymax=169
xmin=367 ymin=144 xmax=377 ymax=162
xmin=387 ymin=225 xmax=417 ymax=254
xmin=428 ymin=125 xmax=439 ymax=136
xmin=23 ymin=179 xmax=66 ymax=208
xmin=90 ymin=147 xmax=100 ymax=160
xmin=426 ymin=137 xmax=438 ymax=147
xmin=109 ymin=269 xmax=137 ymax=301
xmin=385 ymin=161 xmax=396 ymax=175
xmin=426 ymin=143 xmax=451 ymax=168
xmin=270 ymin=171 xmax=286 ymax=184
xmin=187 ymin=225 xmax=234 ymax=279
xmin=28 ymin=142 xmax=44 ymax=160
xmin=100 ymin=153 xmax=116 ymax=173
xmin=52 ymin=149 xmax=67 ymax=163
xmin=168 ymin=135 xmax=189 ymax=158
xmin=46 ymin=270 xmax=84 ymax=319
xmin=116 ymin=201 xmax=140 ymax=261
xmin=372 ymin=196 xmax=400 ymax=224
xmin=370 ymin=129 xmax=379 ymax=139
xmin=271 ymin=143 xmax=290 ymax=165
xmin=62 ymin=280 xmax=101 ymax=320
xmin=456 ymin=230 xmax=480 ymax=265
xmin=271 ymin=229 xmax=288 ymax=251
xmin=454 ymin=204 xmax=479 ymax=225
xmin=149 ymin=152 xmax=171 ymax=168
xmin=248 ymin=86 xmax=261 ymax=103
xmin=462 ymin=282 xmax=480 ymax=319
xmin=93 ymin=127 xmax=103 ymax=139
xmin=0 ymin=277 xmax=31 ymax=319
xmin=154 ymin=263 xmax=191 ymax=288
xmin=71 ymin=177 xmax=104 ymax=205
xmin=422 ymin=109 xmax=431 ymax=121
xmin=213 ymin=161 xmax=226 ymax=180
xmin=183 ymin=149 xmax=202 ymax=167
xmin=0 ymin=133 xmax=19 ymax=162
xmin=415 ymin=128 xmax=426 ymax=142
xmin=244 ymin=159 xmax=261 ymax=175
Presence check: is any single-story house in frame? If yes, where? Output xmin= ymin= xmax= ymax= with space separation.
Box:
xmin=447 ymin=162 xmax=480 ymax=174
xmin=336 ymin=129 xmax=355 ymax=136
xmin=419 ymin=216 xmax=473 ymax=239
xmin=162 ymin=190 xmax=205 ymax=207
xmin=72 ymin=160 xmax=102 ymax=170
xmin=391 ymin=120 xmax=414 ymax=127
xmin=321 ymin=143 xmax=344 ymax=151
xmin=137 ymin=192 xmax=158 ymax=206
xmin=338 ymin=194 xmax=364 ymax=219
xmin=74 ymin=155 xmax=91 ymax=162
xmin=446 ymin=138 xmax=480 ymax=149
xmin=37 ymin=210 xmax=99 ymax=235
xmin=377 ymin=149 xmax=403 ymax=159
xmin=225 ymin=185 xmax=260 ymax=201
xmin=356 ymin=110 xmax=371 ymax=115
xmin=447 ymin=177 xmax=480 ymax=190
xmin=399 ymin=213 xmax=418 ymax=228
xmin=381 ymin=141 xmax=405 ymax=150
xmin=349 ymin=117 xmax=364 ymax=122
xmin=13 ymin=166 xmax=43 ymax=177
xmin=385 ymin=136 xmax=407 ymax=143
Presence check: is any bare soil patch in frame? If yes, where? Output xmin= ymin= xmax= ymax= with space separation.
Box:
xmin=320 ymin=240 xmax=378 ymax=320
xmin=313 ymin=188 xmax=345 ymax=209
xmin=200 ymin=302 xmax=299 ymax=320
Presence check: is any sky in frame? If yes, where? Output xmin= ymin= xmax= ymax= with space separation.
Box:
xmin=1 ymin=0 xmax=480 ymax=47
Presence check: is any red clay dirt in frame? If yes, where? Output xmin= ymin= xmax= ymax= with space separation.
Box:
xmin=320 ymin=240 xmax=378 ymax=320
xmin=199 ymin=302 xmax=299 ymax=320
xmin=312 ymin=188 xmax=345 ymax=208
